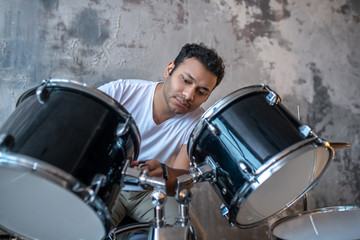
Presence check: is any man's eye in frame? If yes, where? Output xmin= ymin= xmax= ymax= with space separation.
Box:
xmin=182 ymin=77 xmax=189 ymax=83
xmin=197 ymin=90 xmax=206 ymax=96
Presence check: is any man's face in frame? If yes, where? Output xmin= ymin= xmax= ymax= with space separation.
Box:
xmin=163 ymin=57 xmax=217 ymax=115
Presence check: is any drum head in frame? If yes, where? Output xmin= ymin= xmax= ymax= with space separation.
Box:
xmin=0 ymin=154 xmax=107 ymax=240
xmin=236 ymin=142 xmax=332 ymax=227
xmin=271 ymin=206 xmax=360 ymax=240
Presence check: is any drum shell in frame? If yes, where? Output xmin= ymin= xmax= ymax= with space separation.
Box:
xmin=0 ymin=83 xmax=139 ymax=191
xmin=0 ymin=80 xmax=141 ymax=240
xmin=188 ymin=85 xmax=333 ymax=227
xmin=190 ymin=89 xmax=303 ymax=205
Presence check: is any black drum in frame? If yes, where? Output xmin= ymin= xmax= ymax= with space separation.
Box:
xmin=109 ymin=223 xmax=149 ymax=240
xmin=0 ymin=229 xmax=18 ymax=240
xmin=188 ymin=85 xmax=334 ymax=228
xmin=271 ymin=206 xmax=360 ymax=240
xmin=0 ymin=79 xmax=140 ymax=240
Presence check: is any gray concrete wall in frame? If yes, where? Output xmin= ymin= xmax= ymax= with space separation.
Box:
xmin=0 ymin=0 xmax=359 ymax=239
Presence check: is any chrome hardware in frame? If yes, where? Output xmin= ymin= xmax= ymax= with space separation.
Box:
xmin=121 ymin=160 xmax=166 ymax=190
xmin=205 ymin=118 xmax=221 ymax=136
xmin=176 ymin=189 xmax=192 ymax=227
xmin=263 ymin=85 xmax=281 ymax=106
xmin=238 ymin=162 xmax=255 ymax=182
xmin=151 ymin=189 xmax=167 ymax=228
xmin=177 ymin=159 xmax=217 ymax=191
xmin=299 ymin=125 xmax=312 ymax=138
xmin=222 ymin=188 xmax=227 ymax=195
xmin=197 ymin=156 xmax=217 ymax=182
xmin=36 ymin=79 xmax=50 ymax=104
xmin=0 ymin=133 xmax=15 ymax=152
xmin=116 ymin=117 xmax=131 ymax=137
xmin=73 ymin=174 xmax=106 ymax=204
xmin=32 ymin=162 xmax=38 ymax=171
xmin=220 ymin=204 xmax=234 ymax=227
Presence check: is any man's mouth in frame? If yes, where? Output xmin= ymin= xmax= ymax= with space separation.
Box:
xmin=175 ymin=97 xmax=189 ymax=108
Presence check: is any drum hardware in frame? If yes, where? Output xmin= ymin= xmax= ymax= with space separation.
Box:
xmin=298 ymin=124 xmax=324 ymax=141
xmin=72 ymin=174 xmax=107 ymax=204
xmin=204 ymin=118 xmax=220 ymax=136
xmin=116 ymin=117 xmax=132 ymax=137
xmin=303 ymin=193 xmax=309 ymax=212
xmin=36 ymin=79 xmax=50 ymax=104
xmin=175 ymin=189 xmax=192 ymax=227
xmin=121 ymin=159 xmax=166 ymax=189
xmin=150 ymin=189 xmax=167 ymax=228
xmin=328 ymin=142 xmax=351 ymax=149
xmin=220 ymin=204 xmax=234 ymax=227
xmin=263 ymin=85 xmax=281 ymax=106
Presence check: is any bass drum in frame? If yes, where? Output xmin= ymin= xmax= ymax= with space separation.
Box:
xmin=109 ymin=223 xmax=149 ymax=240
xmin=271 ymin=206 xmax=360 ymax=240
xmin=0 ymin=79 xmax=140 ymax=240
xmin=188 ymin=85 xmax=334 ymax=228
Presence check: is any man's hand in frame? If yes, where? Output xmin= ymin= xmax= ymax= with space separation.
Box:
xmin=132 ymin=159 xmax=190 ymax=196
xmin=133 ymin=159 xmax=163 ymax=178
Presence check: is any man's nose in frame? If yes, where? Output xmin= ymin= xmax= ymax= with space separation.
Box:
xmin=182 ymin=87 xmax=195 ymax=101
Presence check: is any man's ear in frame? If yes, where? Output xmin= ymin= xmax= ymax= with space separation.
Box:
xmin=164 ymin=61 xmax=175 ymax=78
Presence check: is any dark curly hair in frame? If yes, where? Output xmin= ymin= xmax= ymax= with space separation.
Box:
xmin=170 ymin=43 xmax=225 ymax=88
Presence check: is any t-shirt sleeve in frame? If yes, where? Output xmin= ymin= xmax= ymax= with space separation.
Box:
xmin=98 ymin=79 xmax=125 ymax=103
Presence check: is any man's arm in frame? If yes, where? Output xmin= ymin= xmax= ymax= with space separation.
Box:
xmin=134 ymin=144 xmax=192 ymax=196
xmin=172 ymin=144 xmax=191 ymax=170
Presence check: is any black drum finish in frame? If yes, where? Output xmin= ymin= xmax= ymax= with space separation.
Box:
xmin=191 ymin=91 xmax=305 ymax=208
xmin=0 ymin=82 xmax=140 ymax=206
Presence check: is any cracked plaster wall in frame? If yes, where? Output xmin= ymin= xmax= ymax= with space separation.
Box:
xmin=0 ymin=0 xmax=359 ymax=239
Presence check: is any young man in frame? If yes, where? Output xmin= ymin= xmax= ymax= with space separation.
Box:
xmin=98 ymin=43 xmax=225 ymax=231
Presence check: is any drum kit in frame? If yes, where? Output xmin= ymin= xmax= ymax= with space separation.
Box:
xmin=0 ymin=79 xmax=357 ymax=240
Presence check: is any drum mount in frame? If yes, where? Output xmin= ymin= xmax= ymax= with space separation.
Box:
xmin=121 ymin=162 xmax=198 ymax=240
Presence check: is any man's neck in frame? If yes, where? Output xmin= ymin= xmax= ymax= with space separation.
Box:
xmin=153 ymin=83 xmax=175 ymax=125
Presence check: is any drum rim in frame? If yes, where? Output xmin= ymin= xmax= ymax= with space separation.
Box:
xmin=112 ymin=222 xmax=150 ymax=235
xmin=0 ymin=151 xmax=79 ymax=188
xmin=0 ymin=226 xmax=27 ymax=240
xmin=188 ymin=85 xmax=271 ymax=159
xmin=0 ymin=151 xmax=111 ymax=238
xmin=270 ymin=205 xmax=360 ymax=238
xmin=203 ymin=84 xmax=267 ymax=120
xmin=232 ymin=138 xmax=334 ymax=228
xmin=17 ymin=78 xmax=141 ymax=161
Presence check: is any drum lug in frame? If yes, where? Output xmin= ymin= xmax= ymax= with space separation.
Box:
xmin=116 ymin=117 xmax=131 ymax=137
xmin=299 ymin=124 xmax=323 ymax=142
xmin=36 ymin=79 xmax=50 ymax=104
xmin=239 ymin=162 xmax=255 ymax=182
xmin=73 ymin=174 xmax=106 ymax=204
xmin=220 ymin=204 xmax=235 ymax=227
xmin=0 ymin=133 xmax=15 ymax=152
xmin=205 ymin=119 xmax=221 ymax=136
xmin=263 ymin=85 xmax=281 ymax=106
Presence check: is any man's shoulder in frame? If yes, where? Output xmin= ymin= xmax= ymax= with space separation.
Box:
xmin=110 ymin=79 xmax=158 ymax=88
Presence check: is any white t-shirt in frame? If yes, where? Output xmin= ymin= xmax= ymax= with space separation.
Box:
xmin=98 ymin=79 xmax=204 ymax=190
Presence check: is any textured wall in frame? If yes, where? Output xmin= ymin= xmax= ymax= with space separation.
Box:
xmin=1 ymin=0 xmax=359 ymax=239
